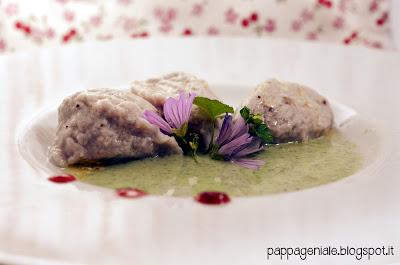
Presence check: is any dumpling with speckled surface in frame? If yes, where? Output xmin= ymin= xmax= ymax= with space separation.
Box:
xmin=241 ymin=79 xmax=333 ymax=143
xmin=49 ymin=88 xmax=182 ymax=167
xmin=130 ymin=72 xmax=217 ymax=110
xmin=130 ymin=72 xmax=218 ymax=148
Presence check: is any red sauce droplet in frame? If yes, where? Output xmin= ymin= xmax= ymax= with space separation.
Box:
xmin=116 ymin=188 xmax=147 ymax=198
xmin=195 ymin=191 xmax=231 ymax=205
xmin=48 ymin=174 xmax=76 ymax=183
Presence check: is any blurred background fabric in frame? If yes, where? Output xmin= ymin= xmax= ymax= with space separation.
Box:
xmin=0 ymin=0 xmax=394 ymax=53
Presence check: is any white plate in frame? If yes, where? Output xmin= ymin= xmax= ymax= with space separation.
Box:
xmin=2 ymin=38 xmax=400 ymax=265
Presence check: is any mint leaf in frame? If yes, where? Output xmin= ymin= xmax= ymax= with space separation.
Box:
xmin=240 ymin=106 xmax=250 ymax=120
xmin=252 ymin=116 xmax=264 ymax=125
xmin=254 ymin=123 xmax=273 ymax=143
xmin=194 ymin=97 xmax=234 ymax=119
xmin=239 ymin=106 xmax=274 ymax=143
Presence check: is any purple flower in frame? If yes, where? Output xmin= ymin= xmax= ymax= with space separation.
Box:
xmin=144 ymin=92 xmax=196 ymax=136
xmin=213 ymin=114 xmax=265 ymax=170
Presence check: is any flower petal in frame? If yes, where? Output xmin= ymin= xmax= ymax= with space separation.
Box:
xmin=233 ymin=138 xmax=263 ymax=158
xmin=185 ymin=93 xmax=196 ymax=121
xmin=143 ymin=110 xmax=173 ymax=135
xmin=229 ymin=116 xmax=248 ymax=141
xmin=163 ymin=93 xmax=196 ymax=130
xmin=216 ymin=114 xmax=233 ymax=146
xmin=218 ymin=133 xmax=252 ymax=157
xmin=232 ymin=158 xmax=265 ymax=170
xmin=178 ymin=93 xmax=185 ymax=124
xmin=164 ymin=97 xmax=181 ymax=129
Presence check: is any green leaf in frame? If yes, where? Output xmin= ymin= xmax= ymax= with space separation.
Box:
xmin=239 ymin=106 xmax=274 ymax=144
xmin=240 ymin=106 xmax=250 ymax=121
xmin=253 ymin=124 xmax=273 ymax=143
xmin=194 ymin=97 xmax=234 ymax=119
xmin=252 ymin=117 xmax=263 ymax=125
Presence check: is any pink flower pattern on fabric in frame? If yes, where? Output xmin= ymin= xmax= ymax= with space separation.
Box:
xmin=4 ymin=3 xmax=18 ymax=16
xmin=0 ymin=0 xmax=393 ymax=53
xmin=191 ymin=3 xmax=203 ymax=16
xmin=154 ymin=7 xmax=177 ymax=34
xmin=225 ymin=8 xmax=239 ymax=24
xmin=264 ymin=19 xmax=276 ymax=33
xmin=0 ymin=39 xmax=6 ymax=52
xmin=63 ymin=10 xmax=75 ymax=22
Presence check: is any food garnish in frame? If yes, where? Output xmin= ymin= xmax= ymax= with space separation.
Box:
xmin=144 ymin=93 xmax=272 ymax=169
xmin=48 ymin=174 xmax=76 ymax=183
xmin=239 ymin=106 xmax=273 ymax=144
xmin=193 ymin=96 xmax=234 ymax=119
xmin=209 ymin=114 xmax=265 ymax=170
xmin=195 ymin=191 xmax=231 ymax=205
xmin=144 ymin=92 xmax=199 ymax=156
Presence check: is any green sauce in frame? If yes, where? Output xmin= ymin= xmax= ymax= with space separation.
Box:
xmin=66 ymin=130 xmax=363 ymax=197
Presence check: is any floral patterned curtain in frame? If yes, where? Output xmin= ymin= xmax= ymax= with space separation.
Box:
xmin=0 ymin=0 xmax=392 ymax=53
